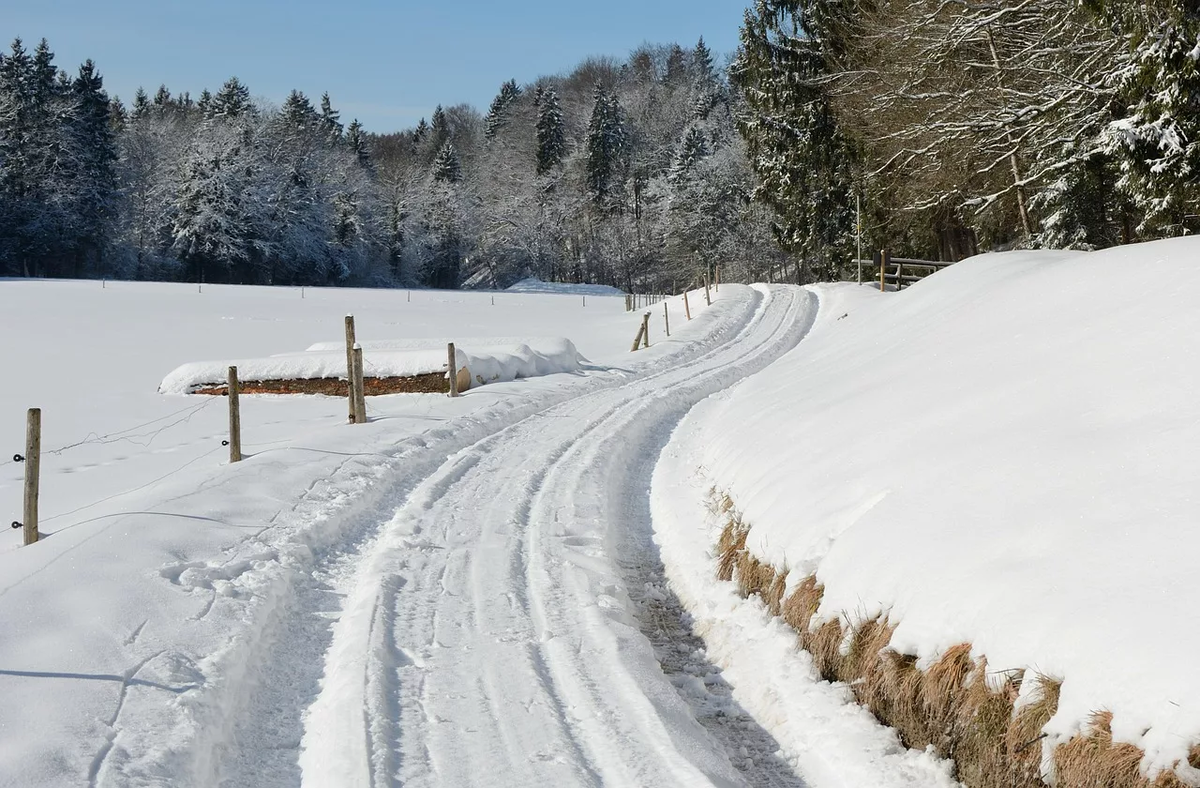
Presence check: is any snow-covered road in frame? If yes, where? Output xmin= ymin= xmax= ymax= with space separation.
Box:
xmin=247 ymin=283 xmax=814 ymax=787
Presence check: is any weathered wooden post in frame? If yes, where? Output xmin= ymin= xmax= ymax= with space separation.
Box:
xmin=880 ymin=249 xmax=891 ymax=293
xmin=684 ymin=289 xmax=692 ymax=321
xmin=22 ymin=408 xmax=40 ymax=545
xmin=227 ymin=367 xmax=242 ymax=463
xmin=352 ymin=345 xmax=367 ymax=422
xmin=447 ymin=342 xmax=459 ymax=397
xmin=664 ymin=301 xmax=670 ymax=337
xmin=642 ymin=311 xmax=651 ymax=349
xmin=704 ymin=271 xmax=711 ymax=306
xmin=630 ymin=322 xmax=646 ymax=352
xmin=344 ymin=314 xmax=358 ymax=423
xmin=715 ymin=266 xmax=721 ymax=292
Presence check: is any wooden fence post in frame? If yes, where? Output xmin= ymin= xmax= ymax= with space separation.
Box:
xmin=704 ymin=271 xmax=711 ymax=306
xmin=664 ymin=301 xmax=670 ymax=337
xmin=352 ymin=345 xmax=367 ymax=423
xmin=715 ymin=266 xmax=721 ymax=292
xmin=642 ymin=311 xmax=651 ymax=348
xmin=881 ymin=249 xmax=891 ymax=292
xmin=344 ymin=315 xmax=358 ymax=423
xmin=21 ymin=408 xmax=40 ymax=546
xmin=630 ymin=322 xmax=646 ymax=352
xmin=227 ymin=367 xmax=242 ymax=463
xmin=684 ymin=289 xmax=692 ymax=321
xmin=447 ymin=342 xmax=459 ymax=397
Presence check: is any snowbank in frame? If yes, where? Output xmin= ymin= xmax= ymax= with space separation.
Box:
xmin=505 ymin=277 xmax=625 ymax=296
xmin=686 ymin=237 xmax=1200 ymax=779
xmin=158 ymin=337 xmax=585 ymax=394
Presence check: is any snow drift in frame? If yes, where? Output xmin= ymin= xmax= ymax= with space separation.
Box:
xmin=680 ymin=237 xmax=1200 ymax=780
xmin=158 ymin=337 xmax=586 ymax=394
xmin=504 ymin=277 xmax=626 ymax=296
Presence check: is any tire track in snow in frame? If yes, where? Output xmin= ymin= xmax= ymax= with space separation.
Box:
xmin=299 ymin=285 xmax=819 ymax=787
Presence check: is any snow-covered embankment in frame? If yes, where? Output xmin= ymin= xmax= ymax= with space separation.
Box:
xmin=654 ymin=237 xmax=1200 ymax=785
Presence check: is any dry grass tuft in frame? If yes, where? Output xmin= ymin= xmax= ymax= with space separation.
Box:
xmin=1054 ymin=710 xmax=1195 ymax=788
xmin=707 ymin=491 xmax=1200 ymax=788
xmin=780 ymin=575 xmax=824 ymax=634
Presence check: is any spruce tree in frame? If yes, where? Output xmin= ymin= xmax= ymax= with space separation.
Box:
xmin=733 ymin=0 xmax=856 ymax=281
xmin=347 ymin=119 xmax=370 ymax=168
xmin=319 ymin=92 xmax=342 ymax=141
xmin=484 ymin=79 xmax=521 ymax=139
xmin=196 ymin=88 xmax=213 ymax=118
xmin=584 ymin=85 xmax=627 ymax=207
xmin=0 ymin=39 xmax=34 ymax=275
xmin=430 ymin=104 xmax=449 ymax=148
xmin=212 ymin=77 xmax=251 ymax=119
xmin=1100 ymin=0 xmax=1200 ymax=236
xmin=694 ymin=37 xmax=715 ymax=84
xmin=131 ymin=87 xmax=150 ymax=118
xmin=432 ymin=140 xmax=461 ymax=183
xmin=535 ymin=87 xmax=566 ymax=175
xmin=665 ymin=44 xmax=688 ymax=85
xmin=281 ymin=89 xmax=317 ymax=129
xmin=63 ymin=59 xmax=117 ymax=275
xmin=670 ymin=126 xmax=709 ymax=182
xmin=153 ymin=84 xmax=171 ymax=113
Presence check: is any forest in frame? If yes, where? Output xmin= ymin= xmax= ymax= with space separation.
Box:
xmin=0 ymin=0 xmax=1196 ymax=289
xmin=0 ymin=37 xmax=784 ymax=291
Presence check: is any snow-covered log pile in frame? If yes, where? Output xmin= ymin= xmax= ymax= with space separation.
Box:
xmin=159 ymin=337 xmax=585 ymax=395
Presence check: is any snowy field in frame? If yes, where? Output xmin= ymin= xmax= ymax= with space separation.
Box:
xmin=7 ymin=242 xmax=1189 ymax=788
xmin=655 ymin=237 xmax=1200 ymax=783
xmin=0 ymin=279 xmax=716 ymax=786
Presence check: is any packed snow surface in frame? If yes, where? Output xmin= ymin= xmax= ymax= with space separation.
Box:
xmin=673 ymin=237 xmax=1200 ymax=779
xmin=158 ymin=337 xmax=585 ymax=393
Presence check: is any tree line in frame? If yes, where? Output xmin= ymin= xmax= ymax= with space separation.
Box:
xmin=0 ymin=37 xmax=788 ymax=290
xmin=734 ymin=0 xmax=1200 ymax=279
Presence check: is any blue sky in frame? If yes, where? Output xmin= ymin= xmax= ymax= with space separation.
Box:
xmin=5 ymin=0 xmax=747 ymax=133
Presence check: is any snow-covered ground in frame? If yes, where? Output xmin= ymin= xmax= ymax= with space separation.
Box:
xmin=656 ymin=237 xmax=1200 ymax=782
xmin=0 ymin=280 xmax=714 ymax=786
xmin=13 ymin=241 xmax=1186 ymax=788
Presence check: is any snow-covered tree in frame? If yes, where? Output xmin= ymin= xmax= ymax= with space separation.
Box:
xmin=432 ymin=140 xmax=461 ymax=183
xmin=484 ymin=79 xmax=521 ymax=139
xmin=535 ymin=87 xmax=566 ymax=175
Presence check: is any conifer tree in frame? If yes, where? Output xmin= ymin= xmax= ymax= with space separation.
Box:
xmin=585 ymin=85 xmax=627 ymax=207
xmin=535 ymin=87 xmax=566 ymax=175
xmin=131 ymin=87 xmax=150 ymax=118
xmin=733 ymin=0 xmax=856 ymax=280
xmin=319 ymin=92 xmax=342 ymax=141
xmin=347 ymin=119 xmax=370 ymax=168
xmin=484 ymin=79 xmax=521 ymax=139
xmin=212 ymin=77 xmax=251 ymax=119
xmin=153 ymin=84 xmax=171 ymax=113
xmin=670 ymin=125 xmax=708 ymax=182
xmin=695 ymin=38 xmax=714 ymax=75
xmin=432 ymin=140 xmax=461 ymax=183
xmin=196 ymin=88 xmax=212 ymax=118
xmin=62 ymin=59 xmax=117 ymax=274
xmin=1100 ymin=0 xmax=1200 ymax=236
xmin=430 ymin=104 xmax=449 ymax=148
xmin=282 ymin=89 xmax=317 ymax=129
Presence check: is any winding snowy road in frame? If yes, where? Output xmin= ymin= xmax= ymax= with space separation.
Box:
xmin=280 ymin=284 xmax=815 ymax=787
